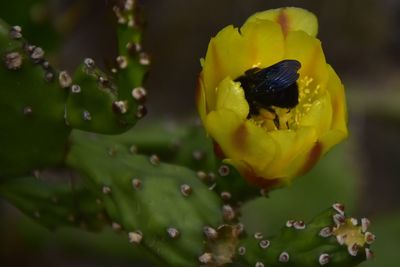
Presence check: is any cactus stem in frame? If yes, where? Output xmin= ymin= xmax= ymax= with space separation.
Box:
xmin=318 ymin=253 xmax=330 ymax=265
xmin=278 ymin=251 xmax=290 ymax=263
xmin=128 ymin=230 xmax=143 ymax=244
xmin=180 ymin=184 xmax=192 ymax=197
xmin=255 ymin=262 xmax=265 ymax=267
xmin=34 ymin=211 xmax=41 ymax=218
xmin=166 ymin=227 xmax=180 ymax=239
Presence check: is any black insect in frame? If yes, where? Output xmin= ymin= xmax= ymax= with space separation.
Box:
xmin=235 ymin=59 xmax=301 ymax=124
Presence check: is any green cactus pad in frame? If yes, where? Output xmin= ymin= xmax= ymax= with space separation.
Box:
xmin=66 ymin=130 xmax=224 ymax=267
xmin=0 ymin=176 xmax=107 ymax=230
xmin=0 ymin=20 xmax=71 ymax=178
xmin=234 ymin=206 xmax=374 ymax=267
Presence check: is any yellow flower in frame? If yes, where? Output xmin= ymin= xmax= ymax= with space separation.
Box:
xmin=196 ymin=7 xmax=348 ymax=189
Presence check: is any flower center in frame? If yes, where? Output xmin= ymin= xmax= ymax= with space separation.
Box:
xmin=249 ymin=75 xmax=322 ymax=131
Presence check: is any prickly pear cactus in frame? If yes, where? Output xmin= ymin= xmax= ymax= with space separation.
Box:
xmin=0 ymin=2 xmax=376 ymax=267
xmin=0 ymin=0 xmax=148 ymax=177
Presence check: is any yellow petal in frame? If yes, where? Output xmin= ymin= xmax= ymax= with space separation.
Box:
xmin=202 ymin=21 xmax=284 ymax=110
xmin=195 ymin=73 xmax=207 ymax=124
xmin=284 ymin=31 xmax=329 ymax=89
xmin=239 ymin=19 xmax=285 ymax=69
xmin=318 ymin=65 xmax=348 ymax=154
xmin=215 ymin=77 xmax=249 ymax=120
xmin=205 ymin=109 xmax=277 ymax=175
xmin=203 ymin=25 xmax=241 ymax=111
xmin=298 ymin=92 xmax=333 ymax=137
xmin=247 ymin=7 xmax=318 ymax=37
xmin=263 ymin=127 xmax=317 ymax=180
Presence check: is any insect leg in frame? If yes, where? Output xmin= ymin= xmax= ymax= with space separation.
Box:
xmin=266 ymin=107 xmax=280 ymax=129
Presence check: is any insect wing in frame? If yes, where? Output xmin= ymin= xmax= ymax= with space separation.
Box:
xmin=255 ymin=60 xmax=301 ymax=92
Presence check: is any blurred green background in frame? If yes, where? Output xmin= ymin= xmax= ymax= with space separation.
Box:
xmin=1 ymin=0 xmax=400 ymax=266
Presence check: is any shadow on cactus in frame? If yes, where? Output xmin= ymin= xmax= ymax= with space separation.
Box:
xmin=0 ymin=2 xmax=375 ymax=267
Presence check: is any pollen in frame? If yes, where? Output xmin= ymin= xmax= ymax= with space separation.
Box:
xmin=249 ymin=75 xmax=324 ymax=131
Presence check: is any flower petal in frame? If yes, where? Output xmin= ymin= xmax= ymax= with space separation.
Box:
xmin=239 ymin=19 xmax=285 ymax=69
xmin=246 ymin=7 xmax=318 ymax=37
xmin=196 ymin=73 xmax=207 ymax=124
xmin=202 ymin=21 xmax=284 ymax=111
xmin=215 ymin=77 xmax=249 ymax=120
xmin=202 ymin=25 xmax=242 ymax=110
xmin=205 ymin=109 xmax=277 ymax=175
xmin=284 ymin=30 xmax=329 ymax=89
xmin=318 ymin=65 xmax=348 ymax=154
xmin=263 ymin=127 xmax=318 ymax=180
xmin=298 ymin=91 xmax=333 ymax=137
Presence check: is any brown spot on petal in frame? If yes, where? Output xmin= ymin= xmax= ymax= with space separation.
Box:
xmin=213 ymin=141 xmax=225 ymax=159
xmin=278 ymin=8 xmax=290 ymax=36
xmin=299 ymin=142 xmax=323 ymax=176
xmin=233 ymin=123 xmax=247 ymax=152
xmin=241 ymin=164 xmax=280 ymax=191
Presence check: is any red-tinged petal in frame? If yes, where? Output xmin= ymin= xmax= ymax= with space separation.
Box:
xmin=205 ymin=109 xmax=277 ymax=176
xmin=247 ymin=7 xmax=318 ymax=37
